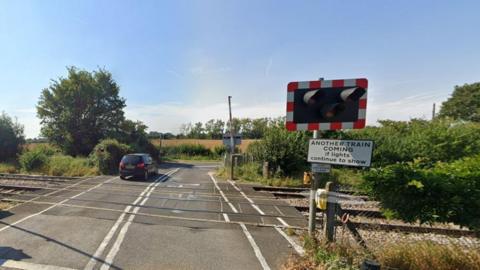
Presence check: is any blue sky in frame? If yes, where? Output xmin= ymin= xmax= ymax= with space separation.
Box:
xmin=1 ymin=0 xmax=479 ymax=138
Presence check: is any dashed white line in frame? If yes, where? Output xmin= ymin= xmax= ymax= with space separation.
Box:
xmin=209 ymin=173 xmax=271 ymax=270
xmin=227 ymin=178 xmax=306 ymax=256
xmin=208 ymin=173 xmax=238 ymax=213
xmin=240 ymin=223 xmax=271 ymax=270
xmin=84 ymin=169 xmax=178 ymax=270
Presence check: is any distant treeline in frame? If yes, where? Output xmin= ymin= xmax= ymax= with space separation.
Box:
xmin=147 ymin=117 xmax=285 ymax=140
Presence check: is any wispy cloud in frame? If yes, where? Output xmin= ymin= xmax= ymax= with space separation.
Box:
xmin=165 ymin=68 xmax=183 ymax=78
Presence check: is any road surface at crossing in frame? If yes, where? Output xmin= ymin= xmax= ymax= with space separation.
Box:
xmin=0 ymin=162 xmax=306 ymax=270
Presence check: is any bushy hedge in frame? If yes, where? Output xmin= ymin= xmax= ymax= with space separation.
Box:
xmin=90 ymin=139 xmax=131 ymax=175
xmin=19 ymin=144 xmax=60 ymax=172
xmin=347 ymin=119 xmax=480 ymax=167
xmin=246 ymin=126 xmax=309 ymax=176
xmin=364 ymin=155 xmax=480 ymax=230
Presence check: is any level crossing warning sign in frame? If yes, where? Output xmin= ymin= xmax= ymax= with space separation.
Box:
xmin=308 ymin=139 xmax=374 ymax=167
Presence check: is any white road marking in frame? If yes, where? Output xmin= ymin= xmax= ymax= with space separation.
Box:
xmin=227 ymin=179 xmax=306 ymax=255
xmin=222 ymin=213 xmax=230 ymax=222
xmin=240 ymin=223 xmax=271 ymax=270
xmin=276 ymin=217 xmax=289 ymax=227
xmin=274 ymin=227 xmax=305 ymax=256
xmin=0 ymin=176 xmax=117 ymax=233
xmin=209 ymin=173 xmax=271 ymax=270
xmin=228 ymin=180 xmax=265 ymax=215
xmin=84 ymin=170 xmax=178 ymax=270
xmin=96 ymin=169 xmax=179 ymax=270
xmin=208 ymin=173 xmax=238 ymax=213
xmin=0 ymin=259 xmax=77 ymax=270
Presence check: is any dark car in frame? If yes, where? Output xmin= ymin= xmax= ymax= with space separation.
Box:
xmin=119 ymin=153 xmax=157 ymax=180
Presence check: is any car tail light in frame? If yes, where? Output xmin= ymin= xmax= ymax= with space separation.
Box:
xmin=137 ymin=163 xmax=145 ymax=169
xmin=120 ymin=162 xmax=125 ymax=169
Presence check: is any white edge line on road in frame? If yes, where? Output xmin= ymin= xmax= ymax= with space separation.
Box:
xmin=228 ymin=180 xmax=265 ymax=215
xmin=84 ymin=169 xmax=177 ymax=270
xmin=0 ymin=176 xmax=117 ymax=234
xmin=209 ymin=173 xmax=271 ymax=270
xmin=240 ymin=223 xmax=271 ymax=270
xmin=208 ymin=172 xmax=238 ymax=213
xmin=222 ymin=213 xmax=230 ymax=222
xmin=0 ymin=258 xmax=77 ymax=270
xmin=95 ymin=168 xmax=179 ymax=270
xmin=227 ymin=179 xmax=306 ymax=256
xmin=274 ymin=227 xmax=305 ymax=256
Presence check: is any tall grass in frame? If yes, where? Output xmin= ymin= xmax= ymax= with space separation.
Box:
xmin=46 ymin=155 xmax=98 ymax=176
xmin=217 ymin=163 xmax=303 ymax=187
xmin=283 ymin=234 xmax=480 ymax=270
xmin=376 ymin=241 xmax=480 ymax=270
xmin=161 ymin=144 xmax=222 ymax=160
xmin=0 ymin=163 xmax=17 ymax=173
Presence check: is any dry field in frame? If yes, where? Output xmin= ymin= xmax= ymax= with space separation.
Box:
xmin=150 ymin=139 xmax=257 ymax=152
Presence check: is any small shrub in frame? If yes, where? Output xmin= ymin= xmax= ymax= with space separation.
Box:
xmin=19 ymin=144 xmax=60 ymax=172
xmin=91 ymin=139 xmax=131 ymax=175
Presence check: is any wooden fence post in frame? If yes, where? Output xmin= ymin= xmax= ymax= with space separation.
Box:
xmin=262 ymin=162 xmax=269 ymax=179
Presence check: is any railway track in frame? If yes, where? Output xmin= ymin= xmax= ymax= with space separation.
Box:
xmin=294 ymin=201 xmax=478 ymax=238
xmin=0 ymin=173 xmax=80 ymax=182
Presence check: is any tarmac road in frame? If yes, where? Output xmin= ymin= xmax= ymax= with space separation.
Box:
xmin=0 ymin=162 xmax=306 ymax=270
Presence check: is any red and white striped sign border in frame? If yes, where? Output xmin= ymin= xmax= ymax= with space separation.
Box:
xmin=286 ymin=78 xmax=368 ymax=131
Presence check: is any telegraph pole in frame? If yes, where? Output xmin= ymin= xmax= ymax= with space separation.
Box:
xmin=228 ymin=96 xmax=235 ymax=180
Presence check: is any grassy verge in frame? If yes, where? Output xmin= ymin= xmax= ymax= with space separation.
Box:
xmin=283 ymin=233 xmax=480 ymax=270
xmin=217 ymin=163 xmax=304 ymax=187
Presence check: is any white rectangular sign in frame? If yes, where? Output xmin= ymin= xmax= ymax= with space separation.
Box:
xmin=308 ymin=139 xmax=374 ymax=167
xmin=311 ymin=163 xmax=331 ymax=173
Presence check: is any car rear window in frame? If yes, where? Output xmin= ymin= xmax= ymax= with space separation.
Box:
xmin=121 ymin=155 xmax=142 ymax=163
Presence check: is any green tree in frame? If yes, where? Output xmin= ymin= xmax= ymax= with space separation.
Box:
xmin=204 ymin=119 xmax=224 ymax=139
xmin=439 ymin=82 xmax=480 ymax=121
xmin=0 ymin=112 xmax=25 ymax=161
xmin=37 ymin=67 xmax=126 ymax=156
